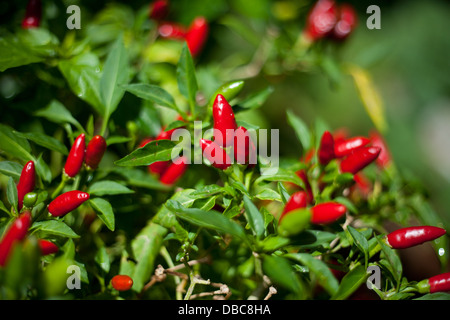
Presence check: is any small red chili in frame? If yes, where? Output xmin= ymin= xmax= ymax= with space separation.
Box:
xmin=38 ymin=239 xmax=59 ymax=256
xmin=111 ymin=275 xmax=134 ymax=291
xmin=0 ymin=211 xmax=32 ymax=267
xmin=304 ymin=0 xmax=338 ymax=41
xmin=386 ymin=226 xmax=446 ymax=249
xmin=17 ymin=160 xmax=35 ymax=211
xmin=279 ymin=191 xmax=308 ymax=223
xmin=149 ymin=0 xmax=169 ymax=20
xmin=310 ymin=202 xmax=346 ymax=224
xmin=318 ymin=130 xmax=335 ymax=166
xmin=369 ymin=130 xmax=392 ymax=168
xmin=85 ymin=135 xmax=107 ymax=170
xmin=234 ymin=126 xmax=257 ymax=166
xmin=334 ymin=136 xmax=371 ymax=158
xmin=64 ymin=133 xmax=86 ymax=178
xmin=159 ymin=156 xmax=189 ymax=185
xmin=200 ymin=139 xmax=232 ymax=170
xmin=418 ymin=272 xmax=450 ymax=294
xmin=158 ymin=22 xmax=187 ymax=39
xmin=185 ymin=16 xmax=209 ymax=57
xmin=21 ymin=0 xmax=41 ymax=29
xmin=295 ymin=170 xmax=314 ymax=204
xmin=212 ymin=94 xmax=237 ymax=148
xmin=330 ymin=4 xmax=357 ymax=40
xmin=48 ymin=190 xmax=90 ymax=217
xmin=339 ymin=146 xmax=381 ymax=175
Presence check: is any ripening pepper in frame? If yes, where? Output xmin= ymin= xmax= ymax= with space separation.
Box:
xmin=304 ymin=0 xmax=338 ymax=41
xmin=386 ymin=226 xmax=446 ymax=249
xmin=185 ymin=16 xmax=209 ymax=57
xmin=17 ymin=160 xmax=35 ymax=211
xmin=0 ymin=211 xmax=31 ymax=267
xmin=48 ymin=190 xmax=90 ymax=217
xmin=64 ymin=133 xmax=86 ymax=178
xmin=158 ymin=22 xmax=187 ymax=39
xmin=417 ymin=272 xmax=450 ymax=294
xmin=318 ymin=131 xmax=335 ymax=165
xmin=38 ymin=239 xmax=59 ymax=256
xmin=212 ymin=94 xmax=237 ymax=148
xmin=279 ymin=191 xmax=308 ymax=223
xmin=310 ymin=202 xmax=347 ymax=224
xmin=339 ymin=146 xmax=381 ymax=175
xmin=149 ymin=0 xmax=169 ymax=20
xmin=200 ymin=139 xmax=232 ymax=170
xmin=159 ymin=156 xmax=189 ymax=185
xmin=330 ymin=4 xmax=357 ymax=40
xmin=369 ymin=130 xmax=392 ymax=168
xmin=234 ymin=126 xmax=257 ymax=166
xmin=334 ymin=136 xmax=371 ymax=158
xmin=21 ymin=0 xmax=41 ymax=29
xmin=85 ymin=135 xmax=107 ymax=170
xmin=111 ymin=275 xmax=134 ymax=291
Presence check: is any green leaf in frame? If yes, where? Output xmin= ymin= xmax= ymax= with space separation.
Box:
xmin=87 ymin=180 xmax=134 ymax=196
xmin=58 ymin=52 xmax=103 ymax=113
xmin=286 ymin=110 xmax=311 ymax=151
xmin=123 ymin=83 xmax=179 ymax=113
xmin=0 ymin=32 xmax=45 ymax=72
xmin=258 ymin=236 xmax=290 ymax=252
xmin=31 ymin=220 xmax=79 ymax=238
xmin=0 ymin=161 xmax=23 ymax=181
xmin=95 ymin=246 xmax=111 ymax=273
xmin=377 ymin=236 xmax=402 ymax=285
xmin=115 ymin=139 xmax=176 ymax=166
xmin=347 ymin=226 xmax=369 ymax=267
xmin=0 ymin=124 xmax=34 ymax=161
xmin=100 ymin=37 xmax=129 ymax=120
xmin=176 ymin=43 xmax=198 ymax=109
xmin=6 ymin=177 xmax=18 ymax=214
xmin=256 ymin=168 xmax=305 ymax=189
xmin=254 ymin=188 xmax=282 ymax=202
xmin=13 ymin=131 xmax=69 ymax=155
xmin=190 ymin=185 xmax=226 ymax=199
xmin=89 ymin=198 xmax=115 ymax=231
xmin=105 ymin=136 xmax=132 ymax=145
xmin=166 ymin=200 xmax=247 ymax=242
xmin=34 ymin=100 xmax=83 ymax=130
xmin=262 ymin=254 xmax=302 ymax=294
xmin=285 ymin=253 xmax=339 ymax=296
xmin=277 ymin=182 xmax=290 ymax=204
xmin=0 ymin=200 xmax=10 ymax=216
xmin=237 ymin=86 xmax=274 ymax=110
xmin=331 ymin=264 xmax=368 ymax=300
xmin=243 ymin=195 xmax=265 ymax=238
xmin=114 ymin=168 xmax=170 ymax=191
xmin=293 ymin=230 xmax=337 ymax=249
xmin=131 ymin=222 xmax=167 ymax=292
xmin=36 ymin=153 xmax=52 ymax=184
xmin=277 ymin=208 xmax=311 ymax=237
xmin=415 ymin=293 xmax=450 ymax=300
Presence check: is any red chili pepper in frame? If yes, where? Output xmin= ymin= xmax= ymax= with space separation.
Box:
xmin=200 ymin=139 xmax=232 ymax=170
xmin=369 ymin=130 xmax=392 ymax=168
xmin=212 ymin=94 xmax=237 ymax=148
xmin=48 ymin=190 xmax=90 ymax=217
xmin=0 ymin=211 xmax=31 ymax=267
xmin=318 ymin=131 xmax=335 ymax=165
xmin=111 ymin=275 xmax=134 ymax=291
xmin=64 ymin=133 xmax=86 ymax=178
xmin=330 ymin=4 xmax=357 ymax=40
xmin=386 ymin=226 xmax=446 ymax=249
xmin=149 ymin=0 xmax=169 ymax=20
xmin=38 ymin=239 xmax=59 ymax=256
xmin=334 ymin=136 xmax=371 ymax=158
xmin=158 ymin=22 xmax=187 ymax=39
xmin=429 ymin=272 xmax=450 ymax=293
xmin=234 ymin=126 xmax=257 ymax=165
xmin=17 ymin=160 xmax=35 ymax=211
xmin=85 ymin=135 xmax=107 ymax=170
xmin=304 ymin=0 xmax=338 ymax=41
xmin=159 ymin=156 xmax=189 ymax=185
xmin=295 ymin=170 xmax=314 ymax=204
xmin=279 ymin=191 xmax=308 ymax=223
xmin=185 ymin=16 xmax=209 ymax=57
xmin=339 ymin=146 xmax=381 ymax=175
xmin=310 ymin=202 xmax=346 ymax=224
xmin=21 ymin=0 xmax=41 ymax=29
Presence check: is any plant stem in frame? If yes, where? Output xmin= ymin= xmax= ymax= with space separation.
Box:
xmin=51 ymin=174 xmax=68 ymax=199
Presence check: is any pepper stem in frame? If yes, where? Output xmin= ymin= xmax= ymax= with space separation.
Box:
xmin=51 ymin=173 xmax=68 ymax=199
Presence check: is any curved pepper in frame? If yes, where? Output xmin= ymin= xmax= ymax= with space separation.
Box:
xmin=48 ymin=190 xmax=90 ymax=217
xmin=339 ymin=146 xmax=381 ymax=175
xmin=334 ymin=136 xmax=371 ymax=158
xmin=386 ymin=226 xmax=446 ymax=249
xmin=159 ymin=156 xmax=189 ymax=185
xmin=212 ymin=94 xmax=237 ymax=148
xmin=185 ymin=16 xmax=209 ymax=57
xmin=38 ymin=239 xmax=59 ymax=256
xmin=85 ymin=135 xmax=107 ymax=170
xmin=17 ymin=160 xmax=35 ymax=211
xmin=64 ymin=134 xmax=86 ymax=178
xmin=200 ymin=139 xmax=232 ymax=170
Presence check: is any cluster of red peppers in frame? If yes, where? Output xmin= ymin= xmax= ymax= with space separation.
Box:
xmin=303 ymin=0 xmax=357 ymax=42
xmin=149 ymin=0 xmax=209 ymax=57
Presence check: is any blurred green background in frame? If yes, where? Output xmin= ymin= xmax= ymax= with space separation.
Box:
xmin=1 ymin=0 xmax=450 ymax=224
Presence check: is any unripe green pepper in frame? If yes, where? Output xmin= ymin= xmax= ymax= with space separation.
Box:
xmin=23 ymin=192 xmax=38 ymax=208
xmin=208 ymin=80 xmax=245 ymax=110
xmin=277 ymin=208 xmax=311 ymax=237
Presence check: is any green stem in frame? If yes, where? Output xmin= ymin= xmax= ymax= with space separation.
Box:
xmin=160 ymin=246 xmax=182 ymax=300
xmin=51 ymin=174 xmax=68 ymax=199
